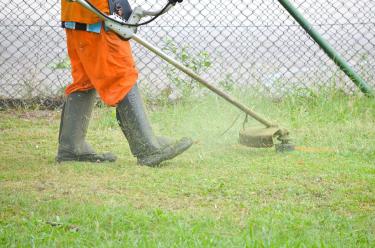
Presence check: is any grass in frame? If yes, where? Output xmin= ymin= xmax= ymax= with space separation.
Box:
xmin=0 ymin=89 xmax=374 ymax=247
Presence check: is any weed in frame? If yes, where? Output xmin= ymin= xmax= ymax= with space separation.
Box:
xmin=161 ymin=37 xmax=212 ymax=101
xmin=218 ymin=73 xmax=236 ymax=92
xmin=49 ymin=57 xmax=71 ymax=70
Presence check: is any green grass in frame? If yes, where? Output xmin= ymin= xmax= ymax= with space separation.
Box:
xmin=0 ymin=90 xmax=374 ymax=247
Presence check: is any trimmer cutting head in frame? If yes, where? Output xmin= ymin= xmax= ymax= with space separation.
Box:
xmin=239 ymin=127 xmax=295 ymax=152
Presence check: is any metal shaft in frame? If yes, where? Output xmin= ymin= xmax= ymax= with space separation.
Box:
xmin=132 ymin=34 xmax=276 ymax=128
xmin=277 ymin=0 xmax=374 ymax=97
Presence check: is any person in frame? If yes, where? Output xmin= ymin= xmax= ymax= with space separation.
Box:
xmin=57 ymin=0 xmax=193 ymax=166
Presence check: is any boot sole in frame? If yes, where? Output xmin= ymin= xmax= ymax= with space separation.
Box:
xmin=56 ymin=153 xmax=117 ymax=163
xmin=137 ymin=139 xmax=193 ymax=167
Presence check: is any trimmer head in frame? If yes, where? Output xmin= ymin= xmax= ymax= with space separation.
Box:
xmin=239 ymin=127 xmax=279 ymax=148
xmin=239 ymin=127 xmax=294 ymax=152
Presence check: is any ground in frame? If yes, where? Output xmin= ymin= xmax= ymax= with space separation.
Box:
xmin=0 ymin=90 xmax=374 ymax=247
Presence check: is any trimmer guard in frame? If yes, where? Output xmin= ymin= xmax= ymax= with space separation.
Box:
xmin=239 ymin=127 xmax=280 ymax=148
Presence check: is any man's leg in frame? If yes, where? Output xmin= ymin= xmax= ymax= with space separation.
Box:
xmin=116 ymin=84 xmax=193 ymax=167
xmin=57 ymin=29 xmax=116 ymax=163
xmin=56 ymin=89 xmax=117 ymax=163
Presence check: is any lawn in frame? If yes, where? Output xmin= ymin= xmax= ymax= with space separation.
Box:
xmin=0 ymin=90 xmax=374 ymax=247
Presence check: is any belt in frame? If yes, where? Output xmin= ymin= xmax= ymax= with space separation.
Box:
xmin=61 ymin=21 xmax=103 ymax=34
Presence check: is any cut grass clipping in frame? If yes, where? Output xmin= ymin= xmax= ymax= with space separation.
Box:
xmin=0 ymin=89 xmax=374 ymax=247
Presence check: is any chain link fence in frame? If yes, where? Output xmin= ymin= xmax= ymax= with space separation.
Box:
xmin=1 ymin=0 xmax=374 ymax=108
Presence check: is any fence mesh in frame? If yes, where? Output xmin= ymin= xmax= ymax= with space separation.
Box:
xmin=1 ymin=0 xmax=374 ymax=108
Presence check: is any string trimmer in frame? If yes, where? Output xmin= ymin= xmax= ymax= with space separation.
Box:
xmin=68 ymin=0 xmax=295 ymax=152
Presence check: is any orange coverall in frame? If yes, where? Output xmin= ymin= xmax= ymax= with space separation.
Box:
xmin=62 ymin=0 xmax=139 ymax=106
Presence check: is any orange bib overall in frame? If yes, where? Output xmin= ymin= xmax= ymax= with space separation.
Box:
xmin=61 ymin=0 xmax=138 ymax=106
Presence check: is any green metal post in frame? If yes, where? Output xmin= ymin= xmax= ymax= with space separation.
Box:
xmin=277 ymin=0 xmax=374 ymax=97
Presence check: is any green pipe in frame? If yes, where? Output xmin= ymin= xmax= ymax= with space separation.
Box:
xmin=277 ymin=0 xmax=374 ymax=97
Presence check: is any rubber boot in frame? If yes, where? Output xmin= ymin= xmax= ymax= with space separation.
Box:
xmin=116 ymin=84 xmax=193 ymax=167
xmin=56 ymin=90 xmax=117 ymax=163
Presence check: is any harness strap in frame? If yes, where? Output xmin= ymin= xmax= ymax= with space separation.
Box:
xmin=61 ymin=21 xmax=102 ymax=33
